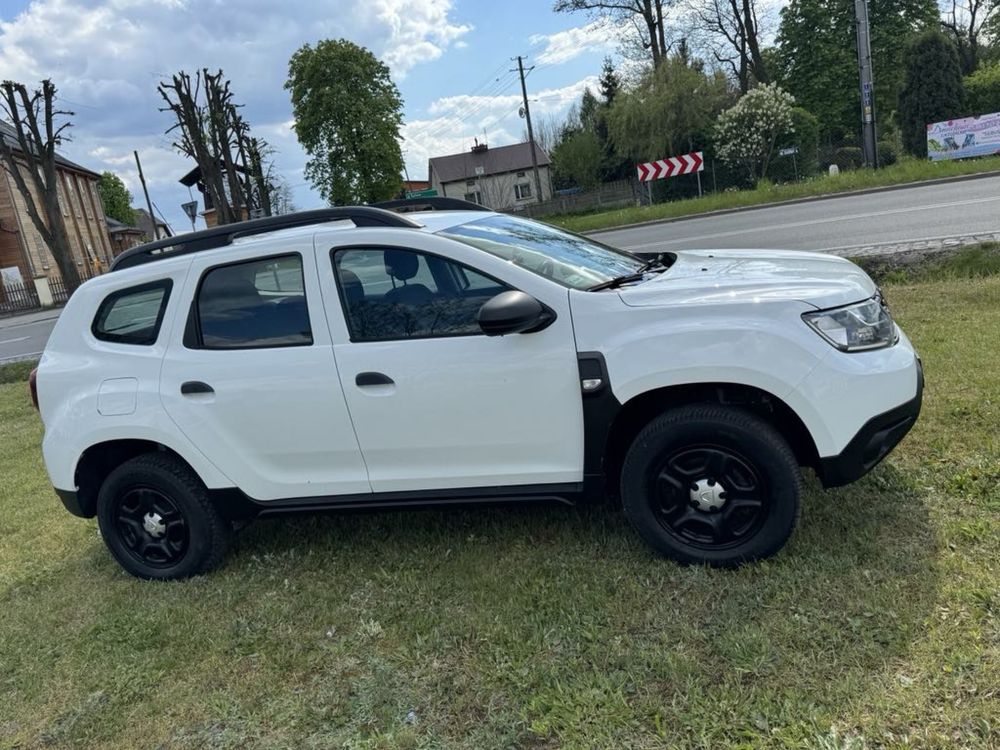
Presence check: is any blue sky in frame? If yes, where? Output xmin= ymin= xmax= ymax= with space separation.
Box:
xmin=0 ymin=0 xmax=619 ymax=233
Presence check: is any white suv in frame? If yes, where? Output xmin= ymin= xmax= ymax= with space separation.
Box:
xmin=32 ymin=200 xmax=922 ymax=579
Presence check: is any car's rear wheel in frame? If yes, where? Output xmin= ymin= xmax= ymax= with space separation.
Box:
xmin=620 ymin=405 xmax=801 ymax=566
xmin=96 ymin=453 xmax=231 ymax=580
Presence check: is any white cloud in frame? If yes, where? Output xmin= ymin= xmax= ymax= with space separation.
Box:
xmin=529 ymin=20 xmax=618 ymax=65
xmin=401 ymin=76 xmax=599 ymax=179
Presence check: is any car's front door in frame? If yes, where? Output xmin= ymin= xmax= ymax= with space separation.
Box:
xmin=317 ymin=234 xmax=584 ymax=494
xmin=160 ymin=241 xmax=370 ymax=502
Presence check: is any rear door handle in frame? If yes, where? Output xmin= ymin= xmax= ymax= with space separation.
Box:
xmin=181 ymin=381 xmax=214 ymax=395
xmin=355 ymin=372 xmax=394 ymax=387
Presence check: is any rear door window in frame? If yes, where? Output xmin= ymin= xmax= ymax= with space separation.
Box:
xmin=92 ymin=280 xmax=172 ymax=345
xmin=193 ymin=254 xmax=312 ymax=349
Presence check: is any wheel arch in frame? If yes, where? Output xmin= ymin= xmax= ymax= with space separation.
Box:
xmin=73 ymin=439 xmax=199 ymax=518
xmin=596 ymin=382 xmax=820 ymax=497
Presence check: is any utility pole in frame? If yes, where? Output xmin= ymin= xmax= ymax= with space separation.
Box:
xmin=854 ymin=0 xmax=878 ymax=168
xmin=133 ymin=150 xmax=158 ymax=239
xmin=514 ymin=55 xmax=544 ymax=203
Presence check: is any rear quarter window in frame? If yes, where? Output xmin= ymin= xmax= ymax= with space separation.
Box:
xmin=92 ymin=280 xmax=172 ymax=346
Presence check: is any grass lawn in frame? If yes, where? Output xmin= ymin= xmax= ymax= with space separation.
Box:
xmin=1 ymin=268 xmax=998 ymax=748
xmin=547 ymin=155 xmax=1000 ymax=234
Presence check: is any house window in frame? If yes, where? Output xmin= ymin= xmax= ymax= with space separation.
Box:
xmin=464 ymin=191 xmax=482 ymax=205
xmin=466 ymin=179 xmax=477 ymax=187
xmin=514 ymin=183 xmax=532 ymax=200
xmin=516 ymin=171 xmax=526 ymax=178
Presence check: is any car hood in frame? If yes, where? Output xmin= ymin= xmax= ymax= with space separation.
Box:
xmin=617 ymin=248 xmax=876 ymax=310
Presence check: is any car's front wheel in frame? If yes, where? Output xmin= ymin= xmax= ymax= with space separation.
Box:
xmin=96 ymin=453 xmax=231 ymax=580
xmin=621 ymin=405 xmax=801 ymax=567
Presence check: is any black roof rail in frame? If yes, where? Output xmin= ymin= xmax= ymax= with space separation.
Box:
xmin=110 ymin=207 xmax=421 ymax=272
xmin=372 ymin=196 xmax=491 ymax=213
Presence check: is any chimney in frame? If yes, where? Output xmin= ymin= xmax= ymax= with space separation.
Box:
xmin=471 ymin=137 xmax=488 ymax=154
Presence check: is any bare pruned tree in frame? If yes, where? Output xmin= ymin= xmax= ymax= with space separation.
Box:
xmin=688 ymin=0 xmax=769 ymax=93
xmin=941 ymin=0 xmax=998 ymax=74
xmin=0 ymin=79 xmax=82 ymax=290
xmin=554 ymin=0 xmax=672 ymax=69
xmin=158 ymin=69 xmax=276 ymax=225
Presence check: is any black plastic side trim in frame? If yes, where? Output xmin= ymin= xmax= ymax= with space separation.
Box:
xmin=55 ymin=488 xmax=89 ymax=518
xmin=209 ymin=483 xmax=583 ymax=521
xmin=578 ymin=351 xmax=621 ymax=499
xmin=818 ymin=359 xmax=923 ymax=487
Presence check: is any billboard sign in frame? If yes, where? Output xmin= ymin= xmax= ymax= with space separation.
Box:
xmin=927 ymin=112 xmax=1000 ymax=161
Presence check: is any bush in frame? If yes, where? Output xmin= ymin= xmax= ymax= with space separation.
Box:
xmin=964 ymin=61 xmax=1000 ymax=116
xmin=770 ymin=107 xmax=821 ymax=182
xmin=714 ymin=83 xmax=796 ymax=182
xmin=833 ymin=146 xmax=864 ymax=170
xmin=877 ymin=141 xmax=898 ymax=167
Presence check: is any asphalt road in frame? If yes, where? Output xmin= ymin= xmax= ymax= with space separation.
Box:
xmin=590 ymin=174 xmax=1000 ymax=254
xmin=2 ymin=176 xmax=998 ymax=364
xmin=0 ymin=311 xmax=59 ymax=364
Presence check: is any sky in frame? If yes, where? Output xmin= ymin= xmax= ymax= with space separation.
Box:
xmin=0 ymin=0 xmax=623 ymax=235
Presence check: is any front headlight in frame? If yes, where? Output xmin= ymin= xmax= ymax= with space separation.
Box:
xmin=802 ymin=296 xmax=898 ymax=351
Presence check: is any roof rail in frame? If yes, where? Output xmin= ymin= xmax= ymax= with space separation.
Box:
xmin=372 ymin=196 xmax=491 ymax=213
xmin=110 ymin=207 xmax=421 ymax=272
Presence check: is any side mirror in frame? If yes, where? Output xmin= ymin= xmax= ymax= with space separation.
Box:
xmin=478 ymin=290 xmax=555 ymax=336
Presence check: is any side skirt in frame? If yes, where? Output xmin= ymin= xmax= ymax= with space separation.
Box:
xmin=209 ymin=483 xmax=584 ymax=521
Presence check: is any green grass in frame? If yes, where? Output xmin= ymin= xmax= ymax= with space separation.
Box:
xmin=1 ymin=265 xmax=999 ymax=748
xmin=852 ymin=243 xmax=1000 ymax=286
xmin=547 ymin=155 xmax=1000 ymax=234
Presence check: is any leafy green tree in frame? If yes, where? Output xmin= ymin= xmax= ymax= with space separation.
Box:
xmin=285 ymin=40 xmax=403 ymax=205
xmin=770 ymin=107 xmax=821 ymax=181
xmin=899 ymin=31 xmax=966 ymax=156
xmin=607 ymin=54 xmax=733 ymax=163
xmin=965 ymin=60 xmax=1000 ymax=114
xmin=97 ymin=171 xmax=134 ymax=225
xmin=551 ymin=130 xmax=605 ymax=189
xmin=775 ymin=0 xmax=938 ymax=139
xmin=714 ymin=83 xmax=796 ymax=181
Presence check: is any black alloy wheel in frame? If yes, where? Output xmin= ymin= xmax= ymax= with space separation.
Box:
xmin=112 ymin=486 xmax=189 ymax=568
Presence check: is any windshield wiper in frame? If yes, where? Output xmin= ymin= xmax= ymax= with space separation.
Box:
xmin=587 ymin=253 xmax=669 ymax=292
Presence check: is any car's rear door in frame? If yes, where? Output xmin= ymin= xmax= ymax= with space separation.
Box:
xmin=160 ymin=236 xmax=370 ymax=502
xmin=314 ymin=228 xmax=584 ymax=494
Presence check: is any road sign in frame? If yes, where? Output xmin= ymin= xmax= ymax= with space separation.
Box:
xmin=779 ymin=147 xmax=799 ymax=157
xmin=181 ymin=201 xmax=198 ymax=223
xmin=405 ymin=188 xmax=438 ymax=198
xmin=637 ymin=151 xmax=704 ymax=182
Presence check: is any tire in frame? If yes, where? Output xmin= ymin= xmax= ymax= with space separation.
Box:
xmin=96 ymin=452 xmax=231 ymax=580
xmin=620 ymin=405 xmax=801 ymax=567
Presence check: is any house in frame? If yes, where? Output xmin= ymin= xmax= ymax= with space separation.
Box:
xmin=133 ymin=208 xmax=172 ymax=242
xmin=106 ymin=217 xmax=146 ymax=257
xmin=428 ymin=141 xmax=553 ymax=210
xmin=0 ymin=121 xmax=114 ymax=293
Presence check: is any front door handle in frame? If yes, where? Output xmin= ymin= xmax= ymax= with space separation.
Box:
xmin=355 ymin=372 xmax=394 ymax=387
xmin=181 ymin=381 xmax=214 ymax=395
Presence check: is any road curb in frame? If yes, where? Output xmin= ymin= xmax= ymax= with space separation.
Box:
xmin=584 ymin=169 xmax=1000 ymax=236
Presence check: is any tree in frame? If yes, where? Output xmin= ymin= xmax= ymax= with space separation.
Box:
xmin=97 ymin=171 xmax=134 ymax=225
xmin=0 ymin=79 xmax=80 ymax=291
xmin=689 ymin=0 xmax=769 ymax=93
xmin=714 ymin=82 xmax=795 ymax=181
xmin=554 ymin=0 xmax=671 ymax=68
xmin=607 ymin=53 xmax=734 ymax=163
xmin=286 ymin=40 xmax=404 ymax=206
xmin=965 ymin=59 xmax=1000 ymax=113
xmin=775 ymin=0 xmax=938 ymax=140
xmin=158 ymin=69 xmax=276 ymax=225
xmin=941 ymin=0 xmax=999 ymax=74
xmin=552 ymin=130 xmax=605 ymax=189
xmin=598 ymin=57 xmax=622 ymax=105
xmin=899 ymin=31 xmax=966 ymax=156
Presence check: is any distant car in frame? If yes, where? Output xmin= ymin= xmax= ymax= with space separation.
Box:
xmin=32 ymin=199 xmax=922 ymax=579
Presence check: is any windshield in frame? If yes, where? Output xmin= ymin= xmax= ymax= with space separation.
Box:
xmin=437 ymin=214 xmax=644 ymax=290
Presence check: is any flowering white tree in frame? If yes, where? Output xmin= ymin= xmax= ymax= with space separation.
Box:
xmin=714 ymin=83 xmax=795 ymax=182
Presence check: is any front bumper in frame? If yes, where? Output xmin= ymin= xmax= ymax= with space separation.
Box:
xmin=55 ymin=487 xmax=90 ymax=517
xmin=817 ymin=358 xmax=923 ymax=487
